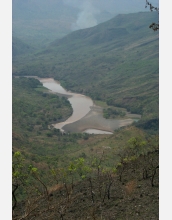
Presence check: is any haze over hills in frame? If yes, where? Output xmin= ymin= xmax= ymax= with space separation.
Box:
xmin=13 ymin=11 xmax=159 ymax=128
xmin=12 ymin=0 xmax=113 ymax=49
xmin=12 ymin=0 xmax=78 ymax=48
xmin=12 ymin=0 xmax=159 ymax=49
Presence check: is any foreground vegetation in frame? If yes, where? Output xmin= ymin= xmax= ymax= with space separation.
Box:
xmin=13 ymin=136 xmax=159 ymax=219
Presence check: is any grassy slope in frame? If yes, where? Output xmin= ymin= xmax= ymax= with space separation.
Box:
xmin=13 ymin=12 xmax=159 ymax=124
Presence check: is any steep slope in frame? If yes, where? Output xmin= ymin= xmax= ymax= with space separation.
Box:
xmin=50 ymin=11 xmax=158 ymax=46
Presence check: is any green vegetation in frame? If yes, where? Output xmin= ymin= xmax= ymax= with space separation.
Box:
xmin=12 ymin=76 xmax=158 ymax=179
xmin=13 ymin=77 xmax=72 ymax=134
xmin=12 ymin=36 xmax=35 ymax=57
xmin=12 ymin=77 xmax=84 ymax=160
xmin=13 ymin=77 xmax=108 ymax=165
xmin=13 ymin=136 xmax=159 ymax=219
xmin=103 ymin=107 xmax=126 ymax=119
xmin=12 ymin=77 xmax=155 ymax=166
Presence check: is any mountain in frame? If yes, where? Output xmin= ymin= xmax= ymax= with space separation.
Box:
xmin=12 ymin=0 xmax=115 ymax=48
xmin=13 ymin=11 xmax=159 ymax=125
xmin=12 ymin=0 xmax=78 ymax=48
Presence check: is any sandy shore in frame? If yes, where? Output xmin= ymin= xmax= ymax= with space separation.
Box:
xmin=62 ymin=105 xmax=136 ymax=133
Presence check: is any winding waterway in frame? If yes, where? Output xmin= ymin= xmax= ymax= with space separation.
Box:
xmin=38 ymin=77 xmax=94 ymax=131
xmin=36 ymin=77 xmax=141 ymax=134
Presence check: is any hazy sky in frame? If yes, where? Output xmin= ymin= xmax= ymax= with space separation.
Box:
xmin=12 ymin=0 xmax=159 ymax=31
xmin=63 ymin=0 xmax=159 ymax=30
xmin=63 ymin=0 xmax=159 ymax=13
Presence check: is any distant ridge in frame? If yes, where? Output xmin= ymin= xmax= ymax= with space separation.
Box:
xmin=51 ymin=12 xmax=158 ymax=44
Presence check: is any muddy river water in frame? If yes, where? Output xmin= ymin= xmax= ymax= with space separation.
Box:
xmin=37 ymin=77 xmax=141 ymax=134
xmin=38 ymin=78 xmax=94 ymax=130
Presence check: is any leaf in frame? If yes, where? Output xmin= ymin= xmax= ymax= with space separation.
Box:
xmin=14 ymin=151 xmax=21 ymax=158
xmin=31 ymin=167 xmax=38 ymax=173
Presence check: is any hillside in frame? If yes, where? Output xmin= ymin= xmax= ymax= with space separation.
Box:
xmin=13 ymin=12 xmax=159 ymax=126
xmin=12 ymin=36 xmax=36 ymax=57
xmin=13 ymin=144 xmax=159 ymax=219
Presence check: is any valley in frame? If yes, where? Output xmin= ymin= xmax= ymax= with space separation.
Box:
xmin=12 ymin=9 xmax=159 ymax=220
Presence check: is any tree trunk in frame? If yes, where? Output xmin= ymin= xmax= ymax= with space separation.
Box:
xmin=12 ymin=184 xmax=19 ymax=211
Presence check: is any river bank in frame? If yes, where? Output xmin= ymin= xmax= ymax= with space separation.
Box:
xmin=22 ymin=76 xmax=141 ymax=134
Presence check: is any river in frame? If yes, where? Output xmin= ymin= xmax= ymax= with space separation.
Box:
xmin=38 ymin=78 xmax=94 ymax=131
xmin=36 ymin=77 xmax=141 ymax=134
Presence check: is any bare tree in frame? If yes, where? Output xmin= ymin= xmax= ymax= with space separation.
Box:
xmin=145 ymin=0 xmax=159 ymax=31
